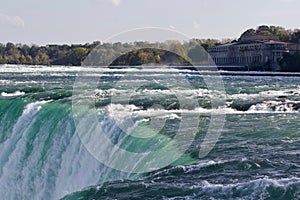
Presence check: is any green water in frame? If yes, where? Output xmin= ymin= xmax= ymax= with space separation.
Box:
xmin=0 ymin=65 xmax=299 ymax=200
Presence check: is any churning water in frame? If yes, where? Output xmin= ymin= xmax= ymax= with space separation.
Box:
xmin=0 ymin=65 xmax=299 ymax=199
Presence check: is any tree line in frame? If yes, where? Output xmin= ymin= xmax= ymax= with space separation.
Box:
xmin=0 ymin=39 xmax=220 ymax=66
xmin=240 ymin=25 xmax=300 ymax=43
xmin=0 ymin=42 xmax=96 ymax=66
xmin=0 ymin=25 xmax=300 ymax=70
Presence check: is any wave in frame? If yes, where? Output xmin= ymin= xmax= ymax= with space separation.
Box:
xmin=1 ymin=69 xmax=300 ymax=200
xmin=0 ymin=100 xmax=195 ymax=200
xmin=1 ymin=91 xmax=25 ymax=97
xmin=61 ymin=175 xmax=300 ymax=200
xmin=0 ymin=100 xmax=117 ymax=200
xmin=93 ymin=86 xmax=300 ymax=111
xmin=102 ymin=102 xmax=300 ymax=122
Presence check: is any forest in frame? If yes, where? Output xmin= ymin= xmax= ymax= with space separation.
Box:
xmin=0 ymin=25 xmax=300 ymax=71
xmin=0 ymin=39 xmax=220 ymax=66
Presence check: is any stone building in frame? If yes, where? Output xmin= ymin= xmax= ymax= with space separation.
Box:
xmin=207 ymin=34 xmax=290 ymax=70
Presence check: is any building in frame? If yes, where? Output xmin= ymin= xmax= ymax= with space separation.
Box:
xmin=207 ymin=34 xmax=290 ymax=70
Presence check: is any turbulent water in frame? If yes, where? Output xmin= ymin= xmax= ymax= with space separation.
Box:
xmin=0 ymin=64 xmax=299 ymax=200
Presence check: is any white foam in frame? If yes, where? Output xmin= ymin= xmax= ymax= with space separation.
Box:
xmin=1 ymin=91 xmax=25 ymax=97
xmin=0 ymin=101 xmax=50 ymax=199
xmin=194 ymin=177 xmax=300 ymax=199
xmin=0 ymin=80 xmax=11 ymax=84
xmin=104 ymin=102 xmax=300 ymax=121
xmin=0 ymin=64 xmax=194 ymax=74
xmin=248 ymin=100 xmax=300 ymax=113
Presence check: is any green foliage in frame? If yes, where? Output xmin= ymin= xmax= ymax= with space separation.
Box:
xmin=0 ymin=37 xmax=226 ymax=66
xmin=241 ymin=29 xmax=256 ymax=37
xmin=257 ymin=25 xmax=270 ymax=32
xmin=240 ymin=25 xmax=300 ymax=42
xmin=110 ymin=48 xmax=190 ymax=66
xmin=67 ymin=48 xmax=88 ymax=66
xmin=0 ymin=43 xmax=91 ymax=66
xmin=0 ymin=55 xmax=6 ymax=64
xmin=258 ymin=30 xmax=272 ymax=36
xmin=1 ymin=25 xmax=299 ymax=67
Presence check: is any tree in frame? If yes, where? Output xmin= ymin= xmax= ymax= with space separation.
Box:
xmin=292 ymin=30 xmax=300 ymax=43
xmin=0 ymin=55 xmax=6 ymax=64
xmin=241 ymin=28 xmax=256 ymax=37
xmin=259 ymin=30 xmax=272 ymax=35
xmin=5 ymin=42 xmax=15 ymax=52
xmin=257 ymin=25 xmax=270 ymax=32
xmin=67 ymin=47 xmax=88 ymax=66
xmin=34 ymin=52 xmax=50 ymax=65
xmin=155 ymin=54 xmax=161 ymax=63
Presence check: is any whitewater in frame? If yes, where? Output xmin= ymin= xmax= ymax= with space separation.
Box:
xmin=0 ymin=65 xmax=299 ymax=200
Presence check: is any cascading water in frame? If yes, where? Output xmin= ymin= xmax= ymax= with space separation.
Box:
xmin=0 ymin=66 xmax=299 ymax=200
xmin=0 ymin=100 xmax=132 ymax=199
xmin=0 ymin=99 xmax=187 ymax=199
